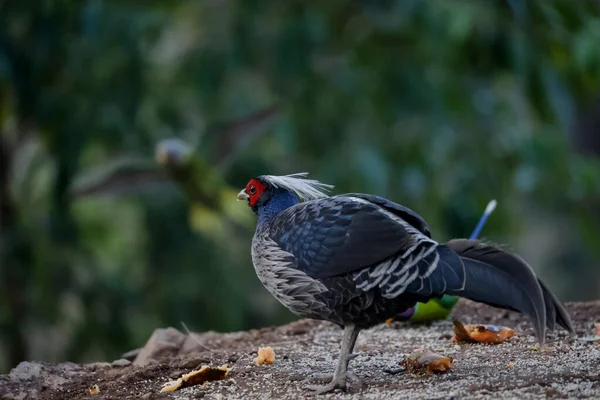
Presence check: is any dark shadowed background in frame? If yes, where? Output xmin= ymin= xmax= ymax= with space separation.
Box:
xmin=1 ymin=0 xmax=599 ymax=373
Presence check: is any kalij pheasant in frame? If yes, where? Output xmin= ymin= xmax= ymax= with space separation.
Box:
xmin=237 ymin=173 xmax=574 ymax=394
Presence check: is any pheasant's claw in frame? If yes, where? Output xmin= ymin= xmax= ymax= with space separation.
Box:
xmin=348 ymin=371 xmax=360 ymax=384
xmin=305 ymin=372 xmax=360 ymax=394
xmin=305 ymin=371 xmax=359 ymax=384
xmin=306 ymin=379 xmax=347 ymax=394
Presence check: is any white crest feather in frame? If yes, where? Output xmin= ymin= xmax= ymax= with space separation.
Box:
xmin=259 ymin=172 xmax=333 ymax=201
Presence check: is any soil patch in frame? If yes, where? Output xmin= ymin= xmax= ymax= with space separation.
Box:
xmin=1 ymin=300 xmax=599 ymax=399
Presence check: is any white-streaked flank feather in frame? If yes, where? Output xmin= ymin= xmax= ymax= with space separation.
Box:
xmin=259 ymin=172 xmax=333 ymax=201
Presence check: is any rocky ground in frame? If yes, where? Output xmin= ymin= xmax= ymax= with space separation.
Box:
xmin=1 ymin=300 xmax=599 ymax=400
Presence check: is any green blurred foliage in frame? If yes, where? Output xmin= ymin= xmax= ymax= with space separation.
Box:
xmin=1 ymin=0 xmax=599 ymax=372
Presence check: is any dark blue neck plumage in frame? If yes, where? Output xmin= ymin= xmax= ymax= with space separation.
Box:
xmin=256 ymin=189 xmax=299 ymax=227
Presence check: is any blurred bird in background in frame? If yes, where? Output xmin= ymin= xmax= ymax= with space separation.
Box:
xmin=154 ymin=138 xmax=253 ymax=237
xmin=69 ymin=106 xmax=279 ymax=238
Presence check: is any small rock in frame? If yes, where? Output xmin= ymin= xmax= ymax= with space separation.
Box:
xmin=133 ymin=327 xmax=187 ymax=366
xmin=8 ymin=362 xmax=68 ymax=391
xmin=9 ymin=362 xmax=43 ymax=381
xmin=180 ymin=356 xmax=211 ymax=368
xmin=228 ymin=353 xmax=239 ymax=363
xmin=87 ymin=362 xmax=112 ymax=371
xmin=111 ymin=359 xmax=131 ymax=367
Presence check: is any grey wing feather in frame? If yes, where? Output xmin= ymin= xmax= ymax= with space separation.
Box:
xmin=269 ymin=196 xmax=420 ymax=279
xmin=342 ymin=193 xmax=432 ymax=237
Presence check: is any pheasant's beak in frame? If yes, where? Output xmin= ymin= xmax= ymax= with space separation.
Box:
xmin=237 ymin=189 xmax=249 ymax=201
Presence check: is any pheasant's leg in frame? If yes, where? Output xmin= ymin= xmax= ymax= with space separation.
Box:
xmin=306 ymin=325 xmax=360 ymax=394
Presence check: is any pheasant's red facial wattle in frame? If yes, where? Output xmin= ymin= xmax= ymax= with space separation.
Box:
xmin=246 ymin=178 xmax=267 ymax=207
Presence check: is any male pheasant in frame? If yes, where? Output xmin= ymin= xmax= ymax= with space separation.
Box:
xmin=237 ymin=173 xmax=573 ymax=393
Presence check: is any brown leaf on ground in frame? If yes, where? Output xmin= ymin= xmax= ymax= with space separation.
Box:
xmin=160 ymin=365 xmax=230 ymax=393
xmin=401 ymin=349 xmax=454 ymax=374
xmin=452 ymin=318 xmax=515 ymax=344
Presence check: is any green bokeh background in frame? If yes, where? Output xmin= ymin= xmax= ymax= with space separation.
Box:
xmin=1 ymin=0 xmax=599 ymax=373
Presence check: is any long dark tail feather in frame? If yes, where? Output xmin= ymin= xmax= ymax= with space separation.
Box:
xmin=440 ymin=239 xmax=550 ymax=345
xmin=537 ymin=279 xmax=575 ymax=334
xmin=456 ymin=276 xmax=574 ymax=334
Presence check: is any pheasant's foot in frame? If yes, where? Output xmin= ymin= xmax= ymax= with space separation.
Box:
xmin=306 ymin=377 xmax=346 ymax=394
xmin=305 ymin=372 xmax=360 ymax=394
xmin=305 ymin=371 xmax=359 ymax=384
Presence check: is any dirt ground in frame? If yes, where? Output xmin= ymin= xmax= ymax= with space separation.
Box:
xmin=1 ymin=300 xmax=599 ymax=400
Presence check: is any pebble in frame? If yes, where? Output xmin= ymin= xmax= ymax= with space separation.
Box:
xmin=111 ymin=359 xmax=132 ymax=367
xmin=86 ymin=362 xmax=111 ymax=371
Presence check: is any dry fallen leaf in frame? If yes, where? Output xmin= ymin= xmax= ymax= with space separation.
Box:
xmin=401 ymin=349 xmax=454 ymax=374
xmin=452 ymin=318 xmax=515 ymax=344
xmin=385 ymin=318 xmax=394 ymax=324
xmin=595 ymin=323 xmax=600 ymax=337
xmin=89 ymin=384 xmax=100 ymax=395
xmin=160 ymin=365 xmax=230 ymax=393
xmin=254 ymin=347 xmax=275 ymax=365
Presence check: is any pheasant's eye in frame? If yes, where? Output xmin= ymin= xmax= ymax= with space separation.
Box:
xmin=249 ymin=184 xmax=257 ymax=195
